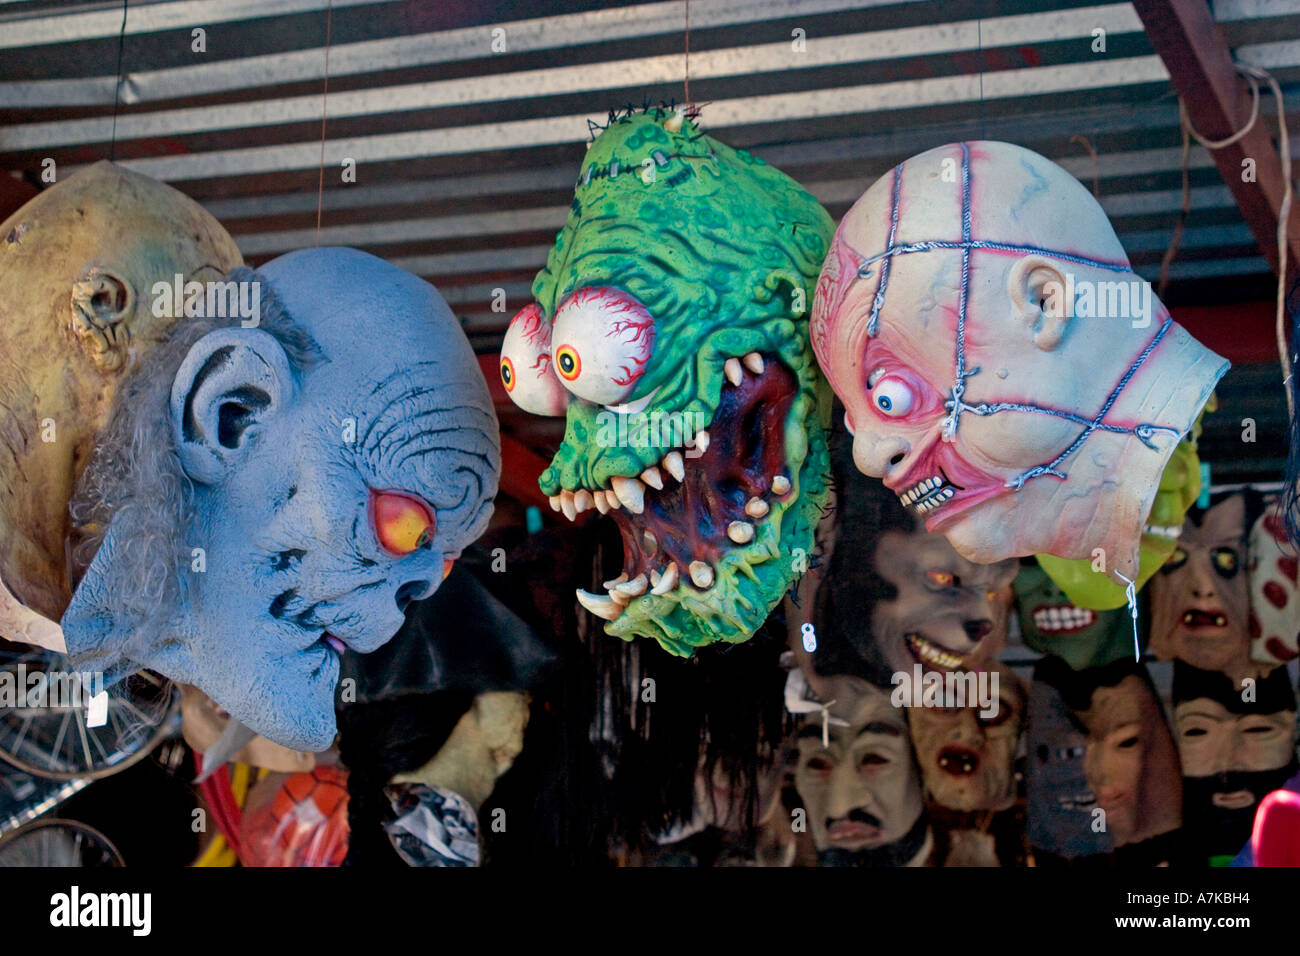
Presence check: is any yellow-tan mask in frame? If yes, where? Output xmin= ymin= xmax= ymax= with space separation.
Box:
xmin=0 ymin=162 xmax=241 ymax=635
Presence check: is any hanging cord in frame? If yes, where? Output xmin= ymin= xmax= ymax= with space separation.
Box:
xmin=1173 ymin=64 xmax=1294 ymax=422
xmin=315 ymin=0 xmax=335 ymax=245
xmin=682 ymin=0 xmax=691 ymax=110
xmin=1071 ymin=135 xmax=1101 ymax=200
xmin=109 ymin=0 xmax=128 ymax=162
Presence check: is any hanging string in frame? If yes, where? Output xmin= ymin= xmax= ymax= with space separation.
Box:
xmin=682 ymin=0 xmax=691 ymax=109
xmin=1071 ymin=135 xmax=1101 ymax=200
xmin=1113 ymin=569 xmax=1141 ymax=662
xmin=109 ymin=0 xmax=128 ymax=162
xmin=975 ymin=5 xmax=985 ymax=141
xmin=315 ymin=0 xmax=335 ymax=245
xmin=1172 ymin=64 xmax=1293 ymax=422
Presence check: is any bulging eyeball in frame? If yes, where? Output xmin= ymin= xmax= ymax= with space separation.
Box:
xmin=550 ymin=287 xmax=656 ymax=406
xmin=499 ymin=303 xmax=568 ymax=416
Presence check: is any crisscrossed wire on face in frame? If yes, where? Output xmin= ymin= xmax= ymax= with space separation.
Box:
xmin=846 ymin=142 xmax=1181 ymax=491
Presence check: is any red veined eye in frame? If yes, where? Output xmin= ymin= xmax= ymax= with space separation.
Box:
xmin=371 ymin=490 xmax=435 ymax=557
xmin=499 ymin=303 xmax=568 ymax=416
xmin=550 ymin=287 xmax=655 ymax=406
xmin=555 ymin=345 xmax=582 ymax=381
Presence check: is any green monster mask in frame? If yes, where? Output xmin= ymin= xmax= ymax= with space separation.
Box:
xmin=1036 ymin=399 xmax=1211 ymax=610
xmin=1014 ymin=564 xmax=1143 ymax=671
xmin=498 ymin=109 xmax=834 ymax=655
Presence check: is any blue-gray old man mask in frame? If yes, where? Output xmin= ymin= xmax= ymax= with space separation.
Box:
xmin=61 ymin=247 xmax=501 ymax=751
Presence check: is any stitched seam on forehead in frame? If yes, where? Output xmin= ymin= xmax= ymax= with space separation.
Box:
xmin=864 ymin=164 xmax=902 ymax=339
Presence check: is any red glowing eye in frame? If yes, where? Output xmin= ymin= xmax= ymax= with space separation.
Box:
xmin=555 ymin=345 xmax=582 ymax=381
xmin=371 ymin=490 xmax=435 ymax=556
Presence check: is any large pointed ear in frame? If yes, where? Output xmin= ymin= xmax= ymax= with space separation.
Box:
xmin=169 ymin=327 xmax=295 ymax=485
xmin=1008 ymin=254 xmax=1070 ymax=351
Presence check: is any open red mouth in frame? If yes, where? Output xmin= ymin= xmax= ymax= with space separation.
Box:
xmin=560 ymin=353 xmax=798 ymax=620
xmin=937 ymin=745 xmax=980 ymax=777
xmin=1180 ymin=608 xmax=1229 ymax=629
xmin=886 ymin=432 xmax=1004 ymax=531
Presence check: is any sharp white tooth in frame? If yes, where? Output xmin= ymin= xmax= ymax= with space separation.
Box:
xmin=605 ymin=488 xmax=623 ymax=510
xmin=641 ymin=466 xmax=664 ymax=490
xmin=594 ymin=491 xmax=610 ymax=514
xmin=561 ymin=491 xmax=578 ymax=522
xmin=663 ymin=451 xmax=685 ymax=483
xmin=745 ymin=497 xmax=769 ymax=518
xmin=643 ymin=529 xmax=658 ymax=554
xmin=695 ymin=430 xmax=710 ymax=453
xmin=573 ymin=490 xmax=594 ymax=514
xmin=576 ymin=588 xmax=622 ymax=621
xmin=771 ymin=475 xmax=791 ymax=495
xmin=549 ymin=495 xmax=562 ymax=513
xmin=724 ymin=358 xmax=743 ymax=387
xmin=728 ymin=521 xmax=755 ymax=544
xmin=609 ymin=589 xmax=631 ymax=606
xmin=942 ymin=488 xmax=953 ymax=499
xmin=614 ymin=574 xmax=648 ymax=597
xmin=652 ymin=563 xmax=678 ymax=594
xmin=743 ymin=352 xmax=764 ymax=375
xmin=649 ymin=568 xmax=662 ymax=588
xmin=688 ymin=561 xmax=715 ymax=589
xmin=611 ymin=475 xmax=646 ymax=514
xmin=602 ymin=573 xmax=629 ymax=589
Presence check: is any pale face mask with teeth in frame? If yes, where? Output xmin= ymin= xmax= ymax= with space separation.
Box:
xmin=809 ymin=141 xmax=1226 ymax=588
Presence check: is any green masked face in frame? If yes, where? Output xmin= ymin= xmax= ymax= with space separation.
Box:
xmin=498 ymin=110 xmax=834 ymax=655
xmin=1014 ymin=564 xmax=1138 ymax=670
xmin=1037 ymin=401 xmax=1209 ymax=609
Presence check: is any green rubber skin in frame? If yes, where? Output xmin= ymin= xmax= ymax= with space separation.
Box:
xmin=531 ymin=111 xmax=834 ymax=656
xmin=1037 ymin=401 xmax=1209 ymax=610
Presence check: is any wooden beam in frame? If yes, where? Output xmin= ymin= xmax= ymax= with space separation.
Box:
xmin=1131 ymin=0 xmax=1300 ymax=284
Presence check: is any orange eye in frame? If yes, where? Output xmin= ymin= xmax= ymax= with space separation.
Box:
xmin=500 ymin=357 xmax=516 ymax=392
xmin=927 ymin=570 xmax=955 ymax=588
xmin=555 ymin=345 xmax=582 ymax=381
xmin=371 ymin=490 xmax=435 ymax=556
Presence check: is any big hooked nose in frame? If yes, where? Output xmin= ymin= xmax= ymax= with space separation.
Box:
xmin=852 ymin=430 xmax=910 ymax=479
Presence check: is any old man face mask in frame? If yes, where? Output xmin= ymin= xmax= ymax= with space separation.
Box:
xmin=0 ymin=162 xmax=242 ymax=645
xmin=1149 ymin=494 xmax=1257 ymax=684
xmin=809 ymin=141 xmax=1227 ymax=585
xmin=498 ymin=109 xmax=834 ymax=655
xmin=1014 ymin=563 xmax=1140 ymax=671
xmin=1173 ymin=661 xmax=1297 ymax=860
xmin=61 ymin=248 xmax=501 ymax=751
xmin=906 ymin=667 xmax=1025 ymax=812
xmin=791 ymin=674 xmax=930 ymax=866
